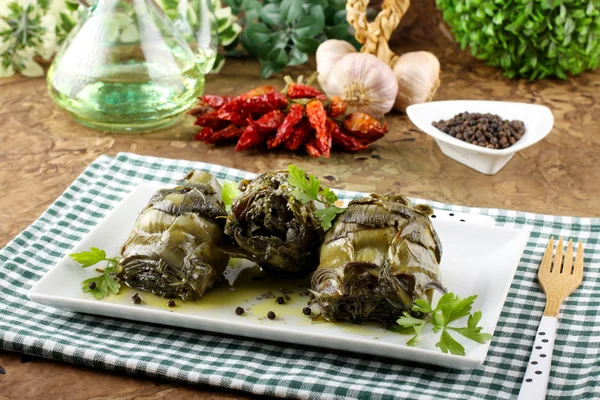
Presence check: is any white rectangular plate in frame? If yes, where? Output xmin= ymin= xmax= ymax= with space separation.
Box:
xmin=28 ymin=183 xmax=530 ymax=369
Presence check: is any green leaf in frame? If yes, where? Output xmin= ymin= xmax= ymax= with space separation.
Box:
xmin=294 ymin=15 xmax=324 ymax=37
xmin=245 ymin=23 xmax=273 ymax=45
xmin=260 ymin=3 xmax=282 ymax=26
xmin=447 ymin=294 xmax=477 ymax=324
xmin=407 ymin=322 xmax=425 ymax=346
xmin=396 ymin=311 xmax=426 ymax=328
xmin=387 ymin=324 xmax=415 ymax=335
xmin=70 ymin=247 xmax=107 ymax=268
xmin=288 ymin=47 xmax=308 ymax=66
xmin=259 ymin=60 xmax=280 ymax=79
xmin=412 ymin=298 xmax=433 ymax=314
xmin=325 ymin=24 xmax=349 ymax=40
xmin=267 ymin=46 xmax=289 ymax=67
xmin=320 ymin=187 xmax=338 ymax=204
xmin=280 ymin=0 xmax=304 ymax=24
xmin=314 ymin=205 xmax=344 ymax=231
xmin=287 ymin=165 xmax=310 ymax=193
xmin=291 ymin=189 xmax=318 ymax=204
xmin=82 ymin=273 xmax=121 ymax=300
xmin=222 ymin=181 xmax=240 ymax=211
xmin=65 ymin=1 xmax=79 ymax=12
xmin=292 ymin=36 xmax=320 ymax=53
xmin=436 ymin=330 xmax=466 ymax=356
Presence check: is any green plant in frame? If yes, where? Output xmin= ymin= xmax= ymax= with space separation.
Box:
xmin=0 ymin=0 xmax=81 ymax=77
xmin=224 ymin=0 xmax=359 ymax=78
xmin=436 ymin=0 xmax=600 ymax=79
xmin=160 ymin=0 xmax=242 ymax=72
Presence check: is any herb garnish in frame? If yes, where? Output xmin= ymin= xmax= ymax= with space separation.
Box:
xmin=393 ymin=293 xmax=492 ymax=356
xmin=287 ymin=165 xmax=345 ymax=230
xmin=222 ymin=180 xmax=241 ymax=211
xmin=69 ymin=247 xmax=121 ymax=300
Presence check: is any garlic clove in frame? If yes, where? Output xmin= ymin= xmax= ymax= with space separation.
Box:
xmin=316 ymin=39 xmax=356 ymax=92
xmin=325 ymin=53 xmax=398 ymax=118
xmin=392 ymin=51 xmax=441 ymax=113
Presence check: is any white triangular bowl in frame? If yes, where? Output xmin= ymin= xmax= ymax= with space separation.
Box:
xmin=406 ymin=101 xmax=554 ymax=175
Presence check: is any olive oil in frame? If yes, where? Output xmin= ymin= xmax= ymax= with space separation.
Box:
xmin=48 ymin=62 xmax=204 ymax=133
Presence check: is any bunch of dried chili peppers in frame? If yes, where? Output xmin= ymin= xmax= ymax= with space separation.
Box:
xmin=189 ymin=78 xmax=387 ymax=158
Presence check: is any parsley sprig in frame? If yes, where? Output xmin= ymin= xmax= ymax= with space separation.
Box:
xmin=69 ymin=247 xmax=121 ymax=300
xmin=287 ymin=165 xmax=345 ymax=230
xmin=394 ymin=293 xmax=493 ymax=356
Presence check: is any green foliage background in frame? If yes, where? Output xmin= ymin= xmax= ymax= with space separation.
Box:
xmin=436 ymin=0 xmax=600 ymax=79
xmin=224 ymin=0 xmax=359 ymax=79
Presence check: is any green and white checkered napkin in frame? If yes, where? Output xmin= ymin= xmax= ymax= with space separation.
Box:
xmin=1 ymin=153 xmax=598 ymax=400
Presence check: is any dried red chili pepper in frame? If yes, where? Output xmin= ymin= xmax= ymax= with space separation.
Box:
xmin=236 ymin=126 xmax=268 ymax=151
xmin=249 ymin=110 xmax=286 ymax=132
xmin=269 ymin=104 xmax=304 ymax=148
xmin=287 ymin=83 xmax=327 ymax=100
xmin=201 ymin=95 xmax=234 ymax=109
xmin=238 ymin=85 xmax=276 ymax=100
xmin=241 ymin=92 xmax=288 ymax=113
xmin=216 ymin=102 xmax=249 ymax=126
xmin=305 ymin=138 xmax=321 ymax=158
xmin=328 ymin=96 xmax=348 ymax=118
xmin=193 ymin=126 xmax=214 ymax=141
xmin=306 ymin=100 xmax=329 ymax=153
xmin=205 ymin=125 xmax=245 ymax=144
xmin=284 ymin=119 xmax=314 ymax=151
xmin=316 ymin=119 xmax=335 ymax=157
xmin=332 ymin=127 xmax=368 ymax=152
xmin=193 ymin=110 xmax=222 ymax=127
xmin=342 ymin=112 xmax=388 ymax=144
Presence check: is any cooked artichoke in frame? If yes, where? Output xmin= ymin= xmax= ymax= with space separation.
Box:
xmin=117 ymin=170 xmax=229 ymax=300
xmin=224 ymin=171 xmax=323 ymax=276
xmin=311 ymin=194 xmax=445 ymax=324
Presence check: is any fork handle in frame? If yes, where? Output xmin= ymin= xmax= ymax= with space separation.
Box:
xmin=517 ymin=316 xmax=558 ymax=400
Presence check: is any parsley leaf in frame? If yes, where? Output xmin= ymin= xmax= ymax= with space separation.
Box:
xmin=287 ymin=165 xmax=345 ymax=231
xmin=314 ymin=206 xmax=345 ymax=231
xmin=69 ymin=247 xmax=107 ymax=268
xmin=436 ymin=330 xmax=466 ymax=356
xmin=222 ymin=180 xmax=240 ymax=211
xmin=70 ymin=247 xmax=121 ymax=300
xmin=393 ymin=293 xmax=492 ymax=356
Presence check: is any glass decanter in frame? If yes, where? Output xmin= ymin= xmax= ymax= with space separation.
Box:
xmin=171 ymin=0 xmax=219 ymax=74
xmin=47 ymin=0 xmax=204 ymax=133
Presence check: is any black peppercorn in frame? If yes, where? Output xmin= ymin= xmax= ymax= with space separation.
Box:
xmin=88 ymin=281 xmax=96 ymax=290
xmin=433 ymin=112 xmax=525 ymax=150
xmin=276 ymin=296 xmax=285 ymax=305
xmin=267 ymin=311 xmax=276 ymax=320
xmin=302 ymin=307 xmax=312 ymax=316
xmin=235 ymin=306 xmax=244 ymax=315
xmin=131 ymin=293 xmax=141 ymax=304
xmin=167 ymin=300 xmax=176 ymax=308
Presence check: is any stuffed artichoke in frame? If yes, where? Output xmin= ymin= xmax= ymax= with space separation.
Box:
xmin=311 ymin=194 xmax=445 ymax=324
xmin=224 ymin=171 xmax=323 ymax=276
xmin=117 ymin=170 xmax=229 ymax=300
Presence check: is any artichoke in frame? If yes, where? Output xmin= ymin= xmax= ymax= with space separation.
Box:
xmin=311 ymin=194 xmax=445 ymax=325
xmin=117 ymin=170 xmax=229 ymax=300
xmin=224 ymin=171 xmax=323 ymax=276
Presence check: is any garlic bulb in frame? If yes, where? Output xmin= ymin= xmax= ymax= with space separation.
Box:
xmin=325 ymin=53 xmax=398 ymax=118
xmin=393 ymin=51 xmax=441 ymax=112
xmin=316 ymin=39 xmax=356 ymax=93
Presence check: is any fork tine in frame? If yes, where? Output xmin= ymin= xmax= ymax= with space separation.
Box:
xmin=574 ymin=241 xmax=584 ymax=279
xmin=552 ymin=237 xmax=563 ymax=273
xmin=539 ymin=237 xmax=554 ymax=277
xmin=563 ymin=239 xmax=573 ymax=274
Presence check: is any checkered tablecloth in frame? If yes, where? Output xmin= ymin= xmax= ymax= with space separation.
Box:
xmin=1 ymin=153 xmax=598 ymax=399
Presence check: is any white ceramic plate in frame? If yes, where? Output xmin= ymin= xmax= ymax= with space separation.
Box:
xmin=407 ymin=100 xmax=554 ymax=175
xmin=28 ymin=183 xmax=530 ymax=370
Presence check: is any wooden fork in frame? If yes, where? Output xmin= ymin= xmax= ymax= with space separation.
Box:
xmin=517 ymin=237 xmax=584 ymax=400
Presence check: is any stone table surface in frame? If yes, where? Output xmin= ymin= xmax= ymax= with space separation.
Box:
xmin=1 ymin=4 xmax=599 ymax=399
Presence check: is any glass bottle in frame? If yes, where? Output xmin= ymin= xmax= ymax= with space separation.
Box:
xmin=47 ymin=0 xmax=205 ymax=133
xmin=172 ymin=0 xmax=219 ymax=74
